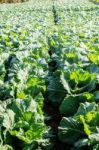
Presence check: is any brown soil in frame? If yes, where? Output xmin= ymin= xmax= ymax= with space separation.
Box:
xmin=43 ymin=98 xmax=71 ymax=150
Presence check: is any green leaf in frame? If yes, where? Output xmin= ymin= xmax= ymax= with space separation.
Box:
xmin=59 ymin=95 xmax=79 ymax=116
xmin=88 ymin=53 xmax=98 ymax=64
xmin=93 ymin=144 xmax=99 ymax=150
xmin=74 ymin=139 xmax=89 ymax=149
xmin=75 ymin=102 xmax=97 ymax=116
xmin=3 ymin=109 xmax=15 ymax=130
xmin=0 ymin=145 xmax=13 ymax=150
xmin=60 ymin=72 xmax=71 ymax=94
xmin=94 ymin=91 xmax=99 ymax=102
xmin=58 ymin=117 xmax=83 ymax=144
xmin=47 ymin=76 xmax=66 ymax=105
xmin=89 ymin=128 xmax=99 ymax=144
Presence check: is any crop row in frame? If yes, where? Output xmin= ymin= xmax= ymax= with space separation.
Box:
xmin=46 ymin=0 xmax=99 ymax=149
xmin=0 ymin=1 xmax=54 ymax=149
xmin=0 ymin=0 xmax=99 ymax=149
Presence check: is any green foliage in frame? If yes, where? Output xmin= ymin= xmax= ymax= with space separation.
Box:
xmin=59 ymin=102 xmax=99 ymax=149
xmin=0 ymin=0 xmax=99 ymax=149
xmin=0 ymin=96 xmax=48 ymax=149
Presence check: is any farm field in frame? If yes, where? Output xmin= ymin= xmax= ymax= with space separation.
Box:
xmin=0 ymin=0 xmax=99 ymax=149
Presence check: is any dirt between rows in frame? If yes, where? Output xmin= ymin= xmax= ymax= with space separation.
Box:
xmin=43 ymin=98 xmax=71 ymax=150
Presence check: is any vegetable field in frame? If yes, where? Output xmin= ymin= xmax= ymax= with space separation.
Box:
xmin=0 ymin=0 xmax=99 ymax=149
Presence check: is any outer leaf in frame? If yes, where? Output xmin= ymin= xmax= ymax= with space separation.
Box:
xmin=0 ymin=145 xmax=13 ymax=150
xmin=3 ymin=109 xmax=15 ymax=130
xmin=47 ymin=77 xmax=66 ymax=105
xmin=93 ymin=144 xmax=99 ymax=150
xmin=59 ymin=95 xmax=79 ymax=116
xmin=58 ymin=117 xmax=84 ymax=144
xmin=74 ymin=139 xmax=89 ymax=149
xmin=75 ymin=102 xmax=97 ymax=116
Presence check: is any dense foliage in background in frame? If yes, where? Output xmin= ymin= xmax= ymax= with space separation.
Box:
xmin=0 ymin=0 xmax=28 ymax=4
xmin=0 ymin=0 xmax=99 ymax=149
xmin=91 ymin=0 xmax=99 ymax=4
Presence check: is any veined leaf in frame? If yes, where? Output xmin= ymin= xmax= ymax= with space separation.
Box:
xmin=58 ymin=117 xmax=84 ymax=144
